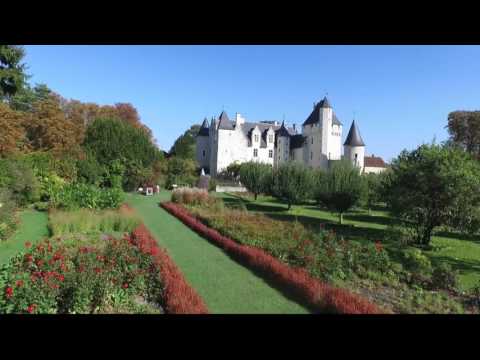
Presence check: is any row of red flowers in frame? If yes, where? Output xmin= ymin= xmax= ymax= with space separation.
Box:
xmin=161 ymin=202 xmax=383 ymax=314
xmin=128 ymin=223 xmax=209 ymax=314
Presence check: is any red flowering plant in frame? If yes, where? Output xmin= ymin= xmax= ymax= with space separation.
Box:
xmin=0 ymin=234 xmax=163 ymax=314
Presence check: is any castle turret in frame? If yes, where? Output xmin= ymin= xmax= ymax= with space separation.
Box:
xmin=343 ymin=120 xmax=365 ymax=171
xmin=196 ymin=118 xmax=210 ymax=170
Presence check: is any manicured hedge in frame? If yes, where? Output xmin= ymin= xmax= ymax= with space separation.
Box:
xmin=161 ymin=202 xmax=383 ymax=314
xmin=129 ymin=222 xmax=208 ymax=314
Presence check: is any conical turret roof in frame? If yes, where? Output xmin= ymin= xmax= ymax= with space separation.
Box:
xmin=344 ymin=120 xmax=365 ymax=147
xmin=197 ymin=118 xmax=210 ymax=136
xmin=217 ymin=111 xmax=234 ymax=130
xmin=275 ymin=120 xmax=291 ymax=137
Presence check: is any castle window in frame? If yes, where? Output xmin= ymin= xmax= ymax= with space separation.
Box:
xmin=254 ymin=149 xmax=258 ymax=157
xmin=269 ymin=150 xmax=273 ymax=158
xmin=254 ymin=134 xmax=259 ymax=142
xmin=311 ymin=137 xmax=313 ymax=144
xmin=202 ymin=150 xmax=206 ymax=157
xmin=310 ymin=152 xmax=313 ymax=160
xmin=268 ymin=134 xmax=273 ymax=143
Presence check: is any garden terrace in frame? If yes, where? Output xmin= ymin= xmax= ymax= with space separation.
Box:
xmin=0 ymin=205 xmax=207 ymax=314
xmin=228 ymin=193 xmax=480 ymax=313
xmin=162 ymin=195 xmax=383 ymax=314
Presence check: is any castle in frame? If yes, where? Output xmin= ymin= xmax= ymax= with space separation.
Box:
xmin=196 ymin=97 xmax=386 ymax=176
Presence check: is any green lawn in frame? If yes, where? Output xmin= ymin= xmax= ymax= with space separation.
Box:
xmin=217 ymin=192 xmax=480 ymax=291
xmin=127 ymin=192 xmax=309 ymax=314
xmin=0 ymin=209 xmax=49 ymax=265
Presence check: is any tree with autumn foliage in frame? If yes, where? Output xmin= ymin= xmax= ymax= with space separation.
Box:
xmin=0 ymin=103 xmax=28 ymax=157
xmin=24 ymin=98 xmax=84 ymax=156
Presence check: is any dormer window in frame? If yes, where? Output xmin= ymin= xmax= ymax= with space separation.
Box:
xmin=254 ymin=134 xmax=259 ymax=142
xmin=268 ymin=134 xmax=273 ymax=143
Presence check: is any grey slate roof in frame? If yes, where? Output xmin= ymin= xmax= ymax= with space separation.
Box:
xmin=197 ymin=118 xmax=210 ymax=136
xmin=218 ymin=111 xmax=235 ymax=130
xmin=302 ymin=97 xmax=342 ymax=126
xmin=290 ymin=134 xmax=306 ymax=149
xmin=275 ymin=121 xmax=291 ymax=137
xmin=344 ymin=120 xmax=365 ymax=147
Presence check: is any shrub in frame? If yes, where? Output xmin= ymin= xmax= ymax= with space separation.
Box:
xmin=50 ymin=183 xmax=124 ymax=210
xmin=0 ymin=158 xmax=41 ymax=206
xmin=402 ymin=248 xmax=433 ymax=274
xmin=208 ymin=178 xmax=217 ymax=192
xmin=0 ymin=188 xmax=17 ymax=241
xmin=432 ymin=263 xmax=458 ymax=291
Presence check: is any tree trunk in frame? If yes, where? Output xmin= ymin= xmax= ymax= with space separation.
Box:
xmin=339 ymin=212 xmax=343 ymax=225
xmin=254 ymin=192 xmax=258 ymax=201
xmin=422 ymin=225 xmax=434 ymax=246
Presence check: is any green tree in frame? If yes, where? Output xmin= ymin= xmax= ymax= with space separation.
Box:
xmin=272 ymin=162 xmax=313 ymax=210
xmin=239 ymin=161 xmax=272 ymax=200
xmin=165 ymin=157 xmax=197 ymax=188
xmin=384 ymin=143 xmax=480 ymax=246
xmin=9 ymin=83 xmax=53 ymax=112
xmin=169 ymin=124 xmax=201 ymax=160
xmin=315 ymin=160 xmax=365 ymax=224
xmin=363 ymin=172 xmax=383 ymax=215
xmin=447 ymin=111 xmax=480 ymax=160
xmin=83 ymin=118 xmax=163 ymax=191
xmin=0 ymin=45 xmax=28 ymax=100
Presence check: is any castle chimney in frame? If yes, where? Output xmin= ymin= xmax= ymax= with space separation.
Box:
xmin=293 ymin=124 xmax=296 ymax=133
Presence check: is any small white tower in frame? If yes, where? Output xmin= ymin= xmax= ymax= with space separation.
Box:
xmin=343 ymin=120 xmax=365 ymax=171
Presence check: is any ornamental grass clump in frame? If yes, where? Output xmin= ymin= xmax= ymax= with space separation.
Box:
xmin=48 ymin=206 xmax=141 ymax=236
xmin=171 ymin=187 xmax=216 ymax=206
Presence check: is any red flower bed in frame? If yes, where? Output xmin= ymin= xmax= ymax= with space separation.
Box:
xmin=161 ymin=202 xmax=383 ymax=314
xmin=129 ymin=223 xmax=209 ymax=314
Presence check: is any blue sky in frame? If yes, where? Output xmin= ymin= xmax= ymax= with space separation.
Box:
xmin=24 ymin=45 xmax=480 ymax=162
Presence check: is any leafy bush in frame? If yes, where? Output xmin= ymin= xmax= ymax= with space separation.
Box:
xmin=0 ymin=188 xmax=17 ymax=241
xmin=208 ymin=178 xmax=217 ymax=192
xmin=33 ymin=201 xmax=49 ymax=212
xmin=0 ymin=158 xmax=41 ymax=206
xmin=50 ymin=183 xmax=124 ymax=210
xmin=432 ymin=263 xmax=458 ymax=291
xmin=48 ymin=206 xmax=141 ymax=236
xmin=402 ymin=248 xmax=433 ymax=274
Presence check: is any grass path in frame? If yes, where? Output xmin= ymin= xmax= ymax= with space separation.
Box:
xmin=0 ymin=210 xmax=49 ymax=265
xmin=127 ymin=192 xmax=309 ymax=314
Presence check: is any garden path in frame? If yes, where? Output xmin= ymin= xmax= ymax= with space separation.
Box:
xmin=0 ymin=210 xmax=49 ymax=265
xmin=127 ymin=192 xmax=309 ymax=314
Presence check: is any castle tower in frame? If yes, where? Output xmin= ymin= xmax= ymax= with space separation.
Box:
xmin=343 ymin=120 xmax=365 ymax=171
xmin=196 ymin=118 xmax=210 ymax=171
